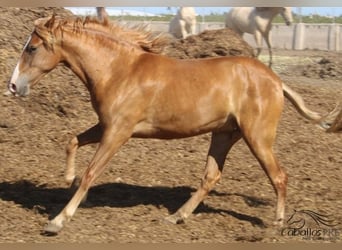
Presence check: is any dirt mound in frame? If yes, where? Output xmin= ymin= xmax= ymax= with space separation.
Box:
xmin=162 ymin=28 xmax=255 ymax=59
xmin=302 ymin=56 xmax=342 ymax=80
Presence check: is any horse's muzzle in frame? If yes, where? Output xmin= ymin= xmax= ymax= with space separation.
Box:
xmin=8 ymin=82 xmax=29 ymax=97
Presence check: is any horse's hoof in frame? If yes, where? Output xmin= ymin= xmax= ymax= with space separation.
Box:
xmin=273 ymin=219 xmax=284 ymax=227
xmin=42 ymin=221 xmax=63 ymax=236
xmin=164 ymin=213 xmax=185 ymax=224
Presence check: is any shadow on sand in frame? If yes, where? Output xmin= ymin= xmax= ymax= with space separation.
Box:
xmin=0 ymin=180 xmax=267 ymax=227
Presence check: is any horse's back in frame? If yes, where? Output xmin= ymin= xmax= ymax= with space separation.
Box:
xmin=144 ymin=53 xmax=280 ymax=86
xmin=134 ymin=54 xmax=284 ymax=138
xmin=225 ymin=7 xmax=256 ymax=34
xmin=141 ymin=53 xmax=283 ymax=108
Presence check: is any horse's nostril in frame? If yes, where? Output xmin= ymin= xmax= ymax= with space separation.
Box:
xmin=9 ymin=83 xmax=17 ymax=93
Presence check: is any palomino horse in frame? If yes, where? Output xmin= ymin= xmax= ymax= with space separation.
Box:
xmin=8 ymin=15 xmax=339 ymax=234
xmin=225 ymin=7 xmax=293 ymax=67
xmin=169 ymin=7 xmax=197 ymax=38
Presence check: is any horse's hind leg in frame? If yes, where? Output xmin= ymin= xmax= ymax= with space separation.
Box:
xmin=254 ymin=31 xmax=263 ymax=58
xmin=264 ymin=32 xmax=273 ymax=68
xmin=241 ymin=120 xmax=287 ymax=225
xmin=65 ymin=123 xmax=102 ymax=185
xmin=165 ymin=130 xmax=241 ymax=224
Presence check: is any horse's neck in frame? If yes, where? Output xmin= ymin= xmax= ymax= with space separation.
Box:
xmin=61 ymin=31 xmax=139 ymax=88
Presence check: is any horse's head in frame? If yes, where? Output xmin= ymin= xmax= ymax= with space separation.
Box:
xmin=8 ymin=15 xmax=62 ymax=96
xmin=280 ymin=7 xmax=293 ymax=26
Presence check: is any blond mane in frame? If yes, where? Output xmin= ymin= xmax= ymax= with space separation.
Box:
xmin=35 ymin=15 xmax=169 ymax=54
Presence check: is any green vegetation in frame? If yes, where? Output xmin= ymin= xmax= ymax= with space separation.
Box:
xmin=110 ymin=13 xmax=342 ymax=24
xmin=109 ymin=13 xmax=225 ymax=22
xmin=274 ymin=13 xmax=342 ymax=23
xmin=110 ymin=14 xmax=173 ymax=22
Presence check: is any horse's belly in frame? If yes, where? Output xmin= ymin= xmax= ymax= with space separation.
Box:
xmin=131 ymin=115 xmax=232 ymax=139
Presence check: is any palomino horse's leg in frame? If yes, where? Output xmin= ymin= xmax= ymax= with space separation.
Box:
xmin=44 ymin=126 xmax=132 ymax=234
xmin=190 ymin=19 xmax=196 ymax=35
xmin=241 ymin=120 xmax=287 ymax=225
xmin=254 ymin=31 xmax=263 ymax=58
xmin=65 ymin=123 xmax=103 ymax=184
xmin=179 ymin=19 xmax=187 ymax=38
xmin=264 ymin=31 xmax=273 ymax=68
xmin=165 ymin=130 xmax=241 ymax=224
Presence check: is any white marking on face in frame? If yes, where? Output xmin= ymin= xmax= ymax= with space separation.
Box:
xmin=10 ymin=63 xmax=20 ymax=84
xmin=22 ymin=35 xmax=32 ymax=52
xmin=10 ymin=35 xmax=32 ymax=84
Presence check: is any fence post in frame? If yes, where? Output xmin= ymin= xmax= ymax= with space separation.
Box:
xmin=329 ymin=24 xmax=341 ymax=51
xmin=292 ymin=23 xmax=305 ymax=50
xmin=328 ymin=24 xmax=333 ymax=50
xmin=335 ymin=24 xmax=340 ymax=51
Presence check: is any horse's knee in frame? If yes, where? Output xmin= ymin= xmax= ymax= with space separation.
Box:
xmin=201 ymin=174 xmax=221 ymax=195
xmin=66 ymin=136 xmax=78 ymax=155
xmin=201 ymin=163 xmax=222 ymax=193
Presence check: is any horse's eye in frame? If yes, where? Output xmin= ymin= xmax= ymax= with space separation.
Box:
xmin=26 ymin=45 xmax=37 ymax=54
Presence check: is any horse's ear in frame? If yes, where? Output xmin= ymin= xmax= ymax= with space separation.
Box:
xmin=45 ymin=14 xmax=56 ymax=29
xmin=34 ymin=15 xmax=56 ymax=51
xmin=34 ymin=14 xmax=56 ymax=29
xmin=34 ymin=17 xmax=49 ymax=27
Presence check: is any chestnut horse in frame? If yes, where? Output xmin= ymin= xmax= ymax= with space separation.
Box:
xmin=8 ymin=15 xmax=338 ymax=234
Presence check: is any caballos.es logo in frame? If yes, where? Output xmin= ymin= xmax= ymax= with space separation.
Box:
xmin=281 ymin=209 xmax=341 ymax=241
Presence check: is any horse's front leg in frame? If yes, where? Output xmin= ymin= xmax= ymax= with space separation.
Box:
xmin=262 ymin=31 xmax=273 ymax=68
xmin=65 ymin=123 xmax=103 ymax=185
xmin=190 ymin=19 xmax=196 ymax=35
xmin=44 ymin=123 xmax=133 ymax=235
xmin=179 ymin=19 xmax=188 ymax=38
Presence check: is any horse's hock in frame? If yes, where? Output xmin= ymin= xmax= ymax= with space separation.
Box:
xmin=162 ymin=28 xmax=255 ymax=59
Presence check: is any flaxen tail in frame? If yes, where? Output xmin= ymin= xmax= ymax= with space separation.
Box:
xmin=282 ymin=82 xmax=341 ymax=132
xmin=326 ymin=108 xmax=342 ymax=132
